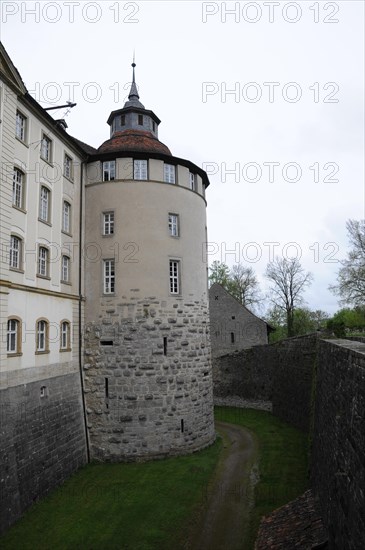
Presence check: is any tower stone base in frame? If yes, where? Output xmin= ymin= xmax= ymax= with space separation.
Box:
xmin=84 ymin=296 xmax=216 ymax=461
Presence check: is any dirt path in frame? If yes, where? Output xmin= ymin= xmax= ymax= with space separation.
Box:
xmin=187 ymin=421 xmax=259 ymax=550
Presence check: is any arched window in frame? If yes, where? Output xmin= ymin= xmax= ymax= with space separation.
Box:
xmin=9 ymin=235 xmax=23 ymax=270
xmin=60 ymin=320 xmax=71 ymax=351
xmin=38 ymin=245 xmax=49 ymax=277
xmin=62 ymin=201 xmax=71 ymax=233
xmin=7 ymin=318 xmax=22 ymax=355
xmin=36 ymin=319 xmax=49 ymax=353
xmin=61 ymin=255 xmax=70 ymax=283
xmin=13 ymin=168 xmax=25 ymax=209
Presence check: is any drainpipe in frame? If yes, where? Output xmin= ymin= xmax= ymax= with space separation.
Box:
xmin=78 ymin=160 xmax=90 ymax=463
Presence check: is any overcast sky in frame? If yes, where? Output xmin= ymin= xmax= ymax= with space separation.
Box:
xmin=2 ymin=0 xmax=364 ymax=315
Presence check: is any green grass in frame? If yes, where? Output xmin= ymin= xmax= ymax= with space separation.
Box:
xmin=1 ymin=409 xmax=309 ymax=550
xmin=215 ymin=407 xmax=309 ymax=548
xmin=0 ymin=440 xmax=222 ymax=550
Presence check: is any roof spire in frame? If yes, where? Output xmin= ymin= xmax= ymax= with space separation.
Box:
xmin=123 ymin=55 xmax=145 ymax=109
xmin=128 ymin=55 xmax=140 ymax=101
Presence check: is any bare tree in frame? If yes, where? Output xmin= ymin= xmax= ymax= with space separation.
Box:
xmin=329 ymin=219 xmax=365 ymax=307
xmin=227 ymin=264 xmax=262 ymax=309
xmin=265 ymin=257 xmax=313 ymax=337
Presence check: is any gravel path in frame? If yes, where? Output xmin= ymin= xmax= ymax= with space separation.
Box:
xmin=186 ymin=421 xmax=259 ymax=550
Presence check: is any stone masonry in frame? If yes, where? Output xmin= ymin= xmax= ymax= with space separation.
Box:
xmin=84 ymin=296 xmax=216 ymax=461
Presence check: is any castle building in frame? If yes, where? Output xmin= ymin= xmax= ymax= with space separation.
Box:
xmin=0 ymin=43 xmax=215 ymax=531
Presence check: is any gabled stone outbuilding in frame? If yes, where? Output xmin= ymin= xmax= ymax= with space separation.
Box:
xmin=209 ymin=282 xmax=272 ymax=357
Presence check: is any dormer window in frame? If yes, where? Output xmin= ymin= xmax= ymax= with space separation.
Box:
xmin=138 ymin=114 xmax=143 ymax=126
xmin=121 ymin=115 xmax=125 ymax=126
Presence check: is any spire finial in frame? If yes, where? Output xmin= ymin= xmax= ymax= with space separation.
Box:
xmin=129 ymin=52 xmax=139 ymax=101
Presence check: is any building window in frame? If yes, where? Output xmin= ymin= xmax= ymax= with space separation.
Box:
xmin=103 ymin=211 xmax=114 ymax=235
xmin=134 ymin=159 xmax=148 ymax=180
xmin=7 ymin=319 xmax=21 ymax=354
xmin=40 ymin=386 xmax=47 ymax=398
xmin=36 ymin=319 xmax=48 ymax=352
xmin=138 ymin=114 xmax=143 ymax=125
xmin=103 ymin=160 xmax=116 ymax=181
xmin=164 ymin=164 xmax=176 ymax=184
xmin=231 ymin=332 xmax=235 ymax=344
xmin=121 ymin=114 xmax=125 ymax=125
xmin=64 ymin=154 xmax=73 ymax=180
xmin=39 ymin=186 xmax=50 ymax=222
xmin=62 ymin=201 xmax=71 ymax=233
xmin=9 ymin=235 xmax=22 ymax=269
xmin=169 ymin=260 xmax=180 ymax=294
xmin=60 ymin=321 xmax=71 ymax=350
xmin=13 ymin=168 xmax=24 ymax=209
xmin=103 ymin=259 xmax=115 ymax=294
xmin=152 ymin=121 xmax=156 ymax=132
xmin=38 ymin=246 xmax=49 ymax=277
xmin=15 ymin=111 xmax=26 ymax=141
xmin=168 ymin=214 xmax=179 ymax=237
xmin=41 ymin=134 xmax=52 ymax=162
xmin=61 ymin=255 xmax=70 ymax=282
xmin=189 ymin=172 xmax=196 ymax=191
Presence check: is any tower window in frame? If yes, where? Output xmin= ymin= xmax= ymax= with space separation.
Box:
xmin=134 ymin=159 xmax=148 ymax=180
xmin=168 ymin=213 xmax=179 ymax=237
xmin=103 ymin=259 xmax=115 ymax=294
xmin=169 ymin=260 xmax=180 ymax=295
xmin=163 ymin=337 xmax=167 ymax=356
xmin=103 ymin=161 xmax=116 ymax=182
xmin=103 ymin=211 xmax=115 ymax=235
xmin=231 ymin=332 xmax=235 ymax=344
xmin=189 ymin=172 xmax=196 ymax=191
xmin=138 ymin=114 xmax=143 ymax=125
xmin=121 ymin=114 xmax=126 ymax=125
xmin=164 ymin=164 xmax=176 ymax=184
xmin=152 ymin=121 xmax=156 ymax=132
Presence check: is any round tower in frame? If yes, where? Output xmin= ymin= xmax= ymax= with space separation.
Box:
xmin=83 ymin=63 xmax=215 ymax=461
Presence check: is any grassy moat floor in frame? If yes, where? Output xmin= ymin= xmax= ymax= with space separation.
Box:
xmin=0 ymin=408 xmax=309 ymax=550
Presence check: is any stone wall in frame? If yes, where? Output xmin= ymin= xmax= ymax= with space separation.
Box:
xmin=212 ymin=333 xmax=319 ymax=432
xmin=0 ymin=372 xmax=87 ymax=534
xmin=272 ymin=333 xmax=318 ymax=432
xmin=311 ymin=339 xmax=365 ymax=550
xmin=84 ymin=297 xmax=215 ymax=461
xmin=212 ymin=345 xmax=273 ymax=401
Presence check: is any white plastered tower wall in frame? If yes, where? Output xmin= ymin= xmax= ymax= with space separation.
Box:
xmin=83 ymin=66 xmax=215 ymax=461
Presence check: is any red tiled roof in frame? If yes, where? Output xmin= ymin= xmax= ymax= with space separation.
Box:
xmin=98 ymin=129 xmax=171 ymax=156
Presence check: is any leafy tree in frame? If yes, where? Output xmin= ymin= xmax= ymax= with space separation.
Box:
xmin=208 ymin=261 xmax=263 ymax=311
xmin=208 ymin=261 xmax=230 ymax=287
xmin=327 ymin=306 xmax=365 ymax=337
xmin=265 ymin=257 xmax=313 ymax=338
xmin=226 ymin=264 xmax=262 ymax=308
xmin=329 ymin=219 xmax=365 ymax=307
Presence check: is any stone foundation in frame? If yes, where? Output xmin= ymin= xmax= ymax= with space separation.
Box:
xmin=84 ymin=297 xmax=216 ymax=461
